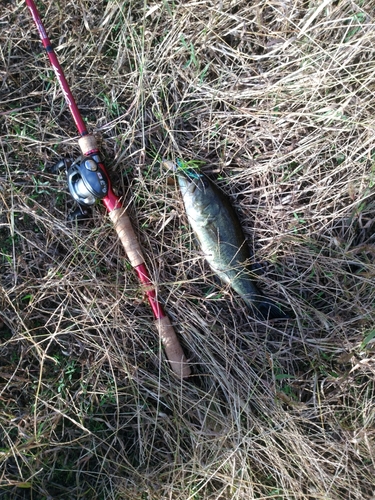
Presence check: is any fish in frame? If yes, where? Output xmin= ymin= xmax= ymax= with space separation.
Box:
xmin=175 ymin=166 xmax=289 ymax=320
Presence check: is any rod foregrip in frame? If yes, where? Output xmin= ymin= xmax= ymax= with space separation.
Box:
xmin=109 ymin=208 xmax=145 ymax=267
xmin=155 ymin=316 xmax=191 ymax=378
xmin=78 ymin=134 xmax=98 ymax=154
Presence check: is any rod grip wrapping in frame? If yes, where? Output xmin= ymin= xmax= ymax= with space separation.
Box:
xmin=155 ymin=316 xmax=191 ymax=378
xmin=109 ymin=208 xmax=145 ymax=268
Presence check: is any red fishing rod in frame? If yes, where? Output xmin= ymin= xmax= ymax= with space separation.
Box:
xmin=25 ymin=0 xmax=190 ymax=378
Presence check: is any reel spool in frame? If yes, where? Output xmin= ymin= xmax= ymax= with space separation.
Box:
xmin=67 ymin=155 xmax=108 ymax=205
xmin=52 ymin=155 xmax=109 ymax=219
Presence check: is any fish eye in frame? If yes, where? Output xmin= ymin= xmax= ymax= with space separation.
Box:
xmin=200 ymin=177 xmax=210 ymax=189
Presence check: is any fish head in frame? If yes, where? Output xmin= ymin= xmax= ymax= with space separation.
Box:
xmin=177 ymin=169 xmax=220 ymax=220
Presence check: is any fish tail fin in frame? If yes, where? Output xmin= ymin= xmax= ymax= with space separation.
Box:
xmin=254 ymin=299 xmax=291 ymax=320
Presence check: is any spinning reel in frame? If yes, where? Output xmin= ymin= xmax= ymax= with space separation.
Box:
xmin=52 ymin=153 xmax=109 ymax=220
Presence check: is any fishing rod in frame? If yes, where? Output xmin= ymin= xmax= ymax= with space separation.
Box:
xmin=25 ymin=0 xmax=190 ymax=378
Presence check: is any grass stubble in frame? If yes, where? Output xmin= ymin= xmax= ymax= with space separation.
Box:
xmin=1 ymin=0 xmax=375 ymax=498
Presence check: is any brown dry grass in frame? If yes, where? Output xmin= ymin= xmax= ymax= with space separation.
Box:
xmin=1 ymin=0 xmax=375 ymax=498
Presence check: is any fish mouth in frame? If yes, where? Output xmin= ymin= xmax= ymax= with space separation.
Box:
xmin=177 ymin=169 xmax=199 ymax=194
xmin=177 ymin=169 xmax=211 ymax=195
xmin=162 ymin=160 xmax=204 ymax=194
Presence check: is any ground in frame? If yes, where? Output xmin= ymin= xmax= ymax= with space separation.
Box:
xmin=1 ymin=0 xmax=375 ymax=499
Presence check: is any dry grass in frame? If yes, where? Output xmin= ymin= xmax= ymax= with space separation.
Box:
xmin=1 ymin=0 xmax=375 ymax=498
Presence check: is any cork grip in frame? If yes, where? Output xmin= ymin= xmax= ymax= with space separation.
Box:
xmin=155 ymin=316 xmax=191 ymax=378
xmin=78 ymin=134 xmax=98 ymax=154
xmin=109 ymin=208 xmax=145 ymax=267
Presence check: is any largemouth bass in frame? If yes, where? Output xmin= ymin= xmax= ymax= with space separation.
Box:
xmin=176 ymin=168 xmax=288 ymax=320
